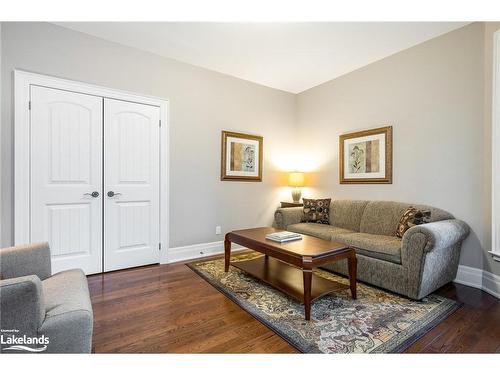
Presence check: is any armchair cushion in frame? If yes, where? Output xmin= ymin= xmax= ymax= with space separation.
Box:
xmin=0 ymin=242 xmax=51 ymax=280
xmin=39 ymin=269 xmax=93 ymax=353
xmin=0 ymin=275 xmax=45 ymax=335
xmin=43 ymin=269 xmax=93 ymax=318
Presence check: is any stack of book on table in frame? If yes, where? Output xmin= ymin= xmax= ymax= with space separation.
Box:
xmin=265 ymin=231 xmax=303 ymax=243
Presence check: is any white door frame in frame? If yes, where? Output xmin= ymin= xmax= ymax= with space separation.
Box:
xmin=14 ymin=69 xmax=169 ymax=264
xmin=492 ymin=31 xmax=500 ymax=262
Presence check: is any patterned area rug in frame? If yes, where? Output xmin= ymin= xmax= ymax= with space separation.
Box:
xmin=188 ymin=252 xmax=460 ymax=353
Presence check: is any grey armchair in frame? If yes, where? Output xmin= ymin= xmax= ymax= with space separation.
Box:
xmin=0 ymin=243 xmax=93 ymax=353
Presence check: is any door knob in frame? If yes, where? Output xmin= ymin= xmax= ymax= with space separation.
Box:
xmin=84 ymin=191 xmax=99 ymax=198
xmin=107 ymin=191 xmax=122 ymax=197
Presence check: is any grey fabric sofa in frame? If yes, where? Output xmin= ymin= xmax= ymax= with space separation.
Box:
xmin=0 ymin=242 xmax=93 ymax=353
xmin=274 ymin=200 xmax=470 ymax=300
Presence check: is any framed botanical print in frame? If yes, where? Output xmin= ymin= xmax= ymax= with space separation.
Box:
xmin=339 ymin=126 xmax=392 ymax=184
xmin=221 ymin=131 xmax=263 ymax=181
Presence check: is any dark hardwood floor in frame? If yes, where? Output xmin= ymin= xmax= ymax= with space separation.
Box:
xmin=88 ymin=259 xmax=500 ymax=353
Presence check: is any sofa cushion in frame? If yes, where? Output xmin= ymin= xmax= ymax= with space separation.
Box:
xmin=412 ymin=204 xmax=453 ymax=222
xmin=302 ymin=198 xmax=331 ymax=224
xmin=42 ymin=269 xmax=92 ymax=318
xmin=359 ymin=201 xmax=408 ymax=236
xmin=359 ymin=201 xmax=454 ymax=236
xmin=287 ymin=223 xmax=354 ymax=241
xmin=395 ymin=207 xmax=431 ymax=238
xmin=330 ymin=200 xmax=368 ymax=231
xmin=332 ymin=232 xmax=402 ymax=264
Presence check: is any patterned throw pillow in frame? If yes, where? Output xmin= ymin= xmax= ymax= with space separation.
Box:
xmin=302 ymin=198 xmax=332 ymax=224
xmin=396 ymin=207 xmax=431 ymax=238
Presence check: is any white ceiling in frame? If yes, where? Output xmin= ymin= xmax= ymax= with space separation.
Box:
xmin=55 ymin=22 xmax=468 ymax=93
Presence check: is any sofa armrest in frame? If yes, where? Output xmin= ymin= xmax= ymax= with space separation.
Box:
xmin=0 ymin=242 xmax=52 ymax=280
xmin=0 ymin=275 xmax=45 ymax=336
xmin=402 ymin=219 xmax=468 ymax=299
xmin=402 ymin=219 xmax=470 ymax=252
xmin=273 ymin=207 xmax=304 ymax=229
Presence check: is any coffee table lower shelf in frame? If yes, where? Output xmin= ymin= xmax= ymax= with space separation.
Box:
xmin=230 ymin=255 xmax=349 ymax=303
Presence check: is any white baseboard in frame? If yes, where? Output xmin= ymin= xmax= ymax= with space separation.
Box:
xmin=162 ymin=240 xmax=245 ymax=264
xmin=453 ymin=265 xmax=483 ymax=289
xmin=454 ymin=265 xmax=500 ymax=299
xmin=482 ymin=270 xmax=500 ymax=299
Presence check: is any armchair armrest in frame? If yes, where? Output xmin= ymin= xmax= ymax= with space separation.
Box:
xmin=0 ymin=242 xmax=52 ymax=280
xmin=0 ymin=275 xmax=45 ymax=336
xmin=402 ymin=219 xmax=469 ymax=252
xmin=274 ymin=207 xmax=304 ymax=229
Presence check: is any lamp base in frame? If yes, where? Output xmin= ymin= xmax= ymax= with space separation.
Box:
xmin=291 ymin=188 xmax=302 ymax=203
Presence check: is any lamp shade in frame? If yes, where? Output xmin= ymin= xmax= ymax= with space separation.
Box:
xmin=288 ymin=172 xmax=305 ymax=187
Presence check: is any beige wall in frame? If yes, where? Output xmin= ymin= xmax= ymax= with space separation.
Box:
xmin=483 ymin=22 xmax=500 ymax=276
xmin=2 ymin=22 xmax=498 ymax=275
xmin=0 ymin=22 xmax=296 ymax=248
xmin=296 ymin=23 xmax=488 ymax=270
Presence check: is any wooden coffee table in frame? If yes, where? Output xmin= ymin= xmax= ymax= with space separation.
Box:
xmin=224 ymin=227 xmax=357 ymax=320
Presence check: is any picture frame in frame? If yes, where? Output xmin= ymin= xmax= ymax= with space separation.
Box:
xmin=339 ymin=126 xmax=393 ymax=184
xmin=221 ymin=131 xmax=263 ymax=181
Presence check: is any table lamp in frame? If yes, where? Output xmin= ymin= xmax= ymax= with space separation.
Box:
xmin=288 ymin=172 xmax=305 ymax=203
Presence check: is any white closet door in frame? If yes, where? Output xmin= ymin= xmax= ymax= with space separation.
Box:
xmin=30 ymin=86 xmax=103 ymax=275
xmin=104 ymin=99 xmax=160 ymax=272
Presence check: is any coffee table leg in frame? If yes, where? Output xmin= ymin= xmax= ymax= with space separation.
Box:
xmin=303 ymin=269 xmax=312 ymax=320
xmin=348 ymin=250 xmax=357 ymax=299
xmin=224 ymin=236 xmax=231 ymax=272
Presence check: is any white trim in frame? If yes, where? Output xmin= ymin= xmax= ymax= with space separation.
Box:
xmin=14 ymin=70 xmax=169 ymax=268
xmin=163 ymin=241 xmax=246 ymax=264
xmin=0 ymin=22 xmax=2 ymax=246
xmin=488 ymin=250 xmax=500 ymax=262
xmin=491 ymin=30 xmax=500 ymax=260
xmin=454 ymin=265 xmax=500 ymax=299
xmin=482 ymin=271 xmax=500 ymax=299
xmin=454 ymin=265 xmax=483 ymax=289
